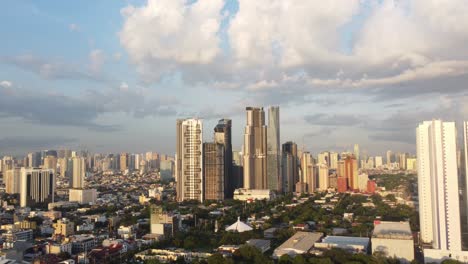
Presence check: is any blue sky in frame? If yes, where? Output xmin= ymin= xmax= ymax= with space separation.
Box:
xmin=1 ymin=0 xmax=467 ymax=157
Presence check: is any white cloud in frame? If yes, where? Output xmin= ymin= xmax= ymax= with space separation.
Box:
xmin=118 ymin=0 xmax=468 ymax=104
xmin=0 ymin=81 xmax=12 ymax=88
xmin=119 ymin=0 xmax=224 ymax=81
xmin=228 ymin=0 xmax=360 ymax=68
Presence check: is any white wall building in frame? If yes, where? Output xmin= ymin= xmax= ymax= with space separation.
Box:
xmin=371 ymin=221 xmax=414 ymax=263
xmin=175 ymin=118 xmax=203 ymax=202
xmin=69 ymin=189 xmax=97 ymax=204
xmin=416 ymin=120 xmax=461 ymax=251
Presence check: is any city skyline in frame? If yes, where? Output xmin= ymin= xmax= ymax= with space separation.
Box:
xmin=1 ymin=0 xmax=468 ymax=156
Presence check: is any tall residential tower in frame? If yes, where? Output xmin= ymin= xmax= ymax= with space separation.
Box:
xmin=176 ymin=118 xmax=204 ymax=202
xmin=417 ymin=120 xmax=461 ymax=251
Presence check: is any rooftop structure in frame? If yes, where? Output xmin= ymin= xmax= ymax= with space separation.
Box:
xmin=273 ymin=232 xmax=323 ymax=259
xmin=314 ymin=236 xmax=370 ymax=253
xmin=226 ymin=217 xmax=253 ymax=233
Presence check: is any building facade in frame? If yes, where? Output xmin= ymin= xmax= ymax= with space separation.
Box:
xmin=281 ymin=142 xmax=298 ymax=193
xmin=243 ymin=107 xmax=267 ymax=189
xmin=267 ymin=106 xmax=281 ymax=192
xmin=417 ymin=120 xmax=461 ymax=251
xmin=20 ymin=168 xmax=55 ymax=207
xmin=203 ymin=142 xmax=224 ymax=201
xmin=176 ymin=118 xmax=204 ymax=202
xmin=214 ymin=119 xmax=233 ymax=198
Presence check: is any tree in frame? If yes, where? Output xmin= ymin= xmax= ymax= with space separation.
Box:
xmin=279 ymin=254 xmax=293 ymax=264
xmin=207 ymin=253 xmax=226 ymax=264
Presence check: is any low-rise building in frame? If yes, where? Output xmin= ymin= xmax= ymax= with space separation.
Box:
xmin=69 ymin=188 xmax=97 ymax=204
xmin=272 ymin=232 xmax=323 ymax=259
xmin=53 ymin=218 xmax=75 ymax=237
xmin=233 ymin=189 xmax=275 ymax=201
xmin=246 ymin=239 xmax=270 ymax=253
xmin=314 ymin=236 xmax=370 ymax=253
xmin=371 ymin=221 xmax=414 ymax=263
xmin=135 ymin=249 xmax=211 ymax=263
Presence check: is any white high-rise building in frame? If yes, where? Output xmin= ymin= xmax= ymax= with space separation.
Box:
xmin=375 ymin=156 xmax=383 ymax=168
xmin=417 ymin=120 xmax=461 ymax=251
xmin=354 ymin=144 xmax=360 ymax=168
xmin=176 ymin=118 xmax=203 ymax=202
xmin=72 ymin=157 xmax=86 ymax=188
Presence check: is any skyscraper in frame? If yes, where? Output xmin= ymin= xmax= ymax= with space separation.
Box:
xmin=243 ymin=107 xmax=267 ymax=189
xmin=300 ymin=152 xmax=315 ymax=193
xmin=417 ymin=120 xmax=461 ymax=251
xmin=203 ymin=142 xmax=224 ymax=201
xmin=176 ymin=118 xmax=204 ymax=202
xmin=281 ymin=141 xmax=298 ymax=193
xmin=20 ymin=168 xmax=55 ymax=207
xmin=267 ymin=106 xmax=280 ymax=192
xmin=214 ymin=119 xmax=233 ymax=198
xmin=317 ymin=163 xmax=329 ymax=191
xmin=354 ymin=144 xmax=360 ymax=168
xmin=463 ymin=121 xmax=468 ymax=238
xmin=386 ymin=150 xmax=394 ymax=165
xmin=120 ymin=152 xmax=128 ymax=172
xmin=43 ymin=155 xmax=57 ymax=173
xmin=5 ymin=167 xmax=21 ymax=194
xmin=330 ymin=152 xmax=339 ymax=170
xmin=345 ymin=156 xmax=358 ymax=190
xmin=72 ymin=157 xmax=86 ymax=188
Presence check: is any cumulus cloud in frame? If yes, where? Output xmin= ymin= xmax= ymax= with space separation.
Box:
xmin=118 ymin=0 xmax=468 ymax=106
xmin=119 ymin=0 xmax=225 ymax=81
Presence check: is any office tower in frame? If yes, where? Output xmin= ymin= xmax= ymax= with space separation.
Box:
xmin=345 ymin=156 xmax=358 ymax=190
xmin=5 ymin=168 xmax=21 ymax=194
xmin=354 ymin=144 xmax=360 ymax=168
xmin=20 ymin=168 xmax=55 ymax=207
xmin=281 ymin=142 xmax=298 ymax=193
xmin=301 ymin=152 xmax=315 ymax=193
xmin=317 ymin=163 xmax=329 ymax=191
xmin=214 ymin=119 xmax=233 ymax=198
xmin=72 ymin=157 xmax=86 ymax=188
xmin=267 ymin=106 xmax=281 ymax=192
xmin=386 ymin=150 xmax=394 ymax=165
xmin=318 ymin=152 xmax=330 ymax=167
xmin=330 ymin=152 xmax=339 ymax=170
xmin=176 ymin=118 xmax=204 ymax=202
xmin=243 ymin=107 xmax=267 ymax=189
xmin=399 ymin=153 xmax=408 ymax=170
xmin=43 ymin=155 xmax=57 ymax=173
xmin=337 ymin=160 xmax=345 ymax=178
xmin=120 ymin=153 xmax=128 ymax=172
xmin=203 ymin=143 xmax=224 ymax=201
xmin=2 ymin=156 xmax=14 ymax=175
xmin=129 ymin=154 xmax=137 ymax=171
xmin=417 ymin=120 xmax=461 ymax=250
xmin=375 ymin=156 xmax=383 ymax=168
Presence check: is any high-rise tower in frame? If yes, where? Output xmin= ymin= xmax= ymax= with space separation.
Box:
xmin=243 ymin=107 xmax=267 ymax=189
xmin=176 ymin=118 xmax=204 ymax=202
xmin=281 ymin=141 xmax=298 ymax=193
xmin=214 ymin=119 xmax=233 ymax=198
xmin=417 ymin=120 xmax=461 ymax=251
xmin=267 ymin=106 xmax=280 ymax=192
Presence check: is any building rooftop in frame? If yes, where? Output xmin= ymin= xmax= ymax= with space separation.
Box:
xmin=319 ymin=236 xmax=370 ymax=248
xmin=372 ymin=221 xmax=412 ymax=240
xmin=273 ymin=232 xmax=323 ymax=258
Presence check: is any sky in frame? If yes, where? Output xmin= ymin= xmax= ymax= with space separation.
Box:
xmin=1 ymin=0 xmax=468 ymax=157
